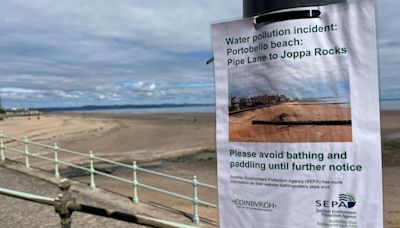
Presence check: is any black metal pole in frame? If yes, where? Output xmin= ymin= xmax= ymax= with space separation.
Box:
xmin=243 ymin=0 xmax=345 ymax=17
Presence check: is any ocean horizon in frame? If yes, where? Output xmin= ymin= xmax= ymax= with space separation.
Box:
xmin=381 ymin=99 xmax=400 ymax=110
xmin=10 ymin=98 xmax=400 ymax=114
xmin=49 ymin=104 xmax=215 ymax=114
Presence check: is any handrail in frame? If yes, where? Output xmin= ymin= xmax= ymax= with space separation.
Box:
xmin=3 ymin=146 xmax=24 ymax=154
xmin=94 ymin=170 xmax=132 ymax=184
xmin=139 ymin=182 xmax=194 ymax=202
xmin=30 ymin=152 xmax=55 ymax=162
xmin=57 ymin=147 xmax=90 ymax=158
xmin=0 ymin=132 xmax=218 ymax=224
xmin=95 ymin=156 xmax=214 ymax=188
xmin=93 ymin=155 xmax=132 ymax=169
xmin=58 ymin=160 xmax=91 ymax=172
xmin=0 ymin=186 xmax=55 ymax=206
xmin=27 ymin=140 xmax=55 ymax=150
xmin=0 ymin=179 xmax=196 ymax=228
xmin=137 ymin=167 xmax=193 ymax=184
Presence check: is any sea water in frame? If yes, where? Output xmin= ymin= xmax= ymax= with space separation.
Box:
xmin=381 ymin=100 xmax=400 ymax=110
xmin=64 ymin=105 xmax=215 ymax=114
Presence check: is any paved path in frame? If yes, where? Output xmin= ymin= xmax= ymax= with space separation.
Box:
xmin=0 ymin=166 xmax=147 ymax=228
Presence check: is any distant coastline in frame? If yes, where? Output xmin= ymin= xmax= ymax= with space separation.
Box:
xmin=5 ymin=98 xmax=400 ymax=113
xmin=39 ymin=103 xmax=215 ymax=113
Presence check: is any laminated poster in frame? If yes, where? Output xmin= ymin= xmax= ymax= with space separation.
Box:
xmin=211 ymin=0 xmax=382 ymax=227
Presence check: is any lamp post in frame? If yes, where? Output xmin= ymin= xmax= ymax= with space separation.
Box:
xmin=243 ymin=0 xmax=345 ymax=17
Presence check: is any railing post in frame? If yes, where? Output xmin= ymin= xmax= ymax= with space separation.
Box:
xmin=0 ymin=132 xmax=5 ymax=161
xmin=55 ymin=179 xmax=76 ymax=228
xmin=54 ymin=143 xmax=60 ymax=178
xmin=89 ymin=151 xmax=96 ymax=189
xmin=24 ymin=136 xmax=30 ymax=168
xmin=192 ymin=175 xmax=200 ymax=224
xmin=132 ymin=161 xmax=139 ymax=204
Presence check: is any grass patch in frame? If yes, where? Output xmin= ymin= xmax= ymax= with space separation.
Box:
xmin=382 ymin=138 xmax=400 ymax=166
xmin=382 ymin=138 xmax=400 ymax=152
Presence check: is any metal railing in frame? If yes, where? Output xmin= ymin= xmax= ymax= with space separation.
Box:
xmin=0 ymin=178 xmax=196 ymax=228
xmin=0 ymin=132 xmax=217 ymax=224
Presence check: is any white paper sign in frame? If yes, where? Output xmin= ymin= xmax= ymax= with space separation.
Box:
xmin=212 ymin=0 xmax=382 ymax=227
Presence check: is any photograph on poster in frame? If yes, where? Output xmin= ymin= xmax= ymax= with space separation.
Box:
xmin=228 ymin=62 xmax=352 ymax=142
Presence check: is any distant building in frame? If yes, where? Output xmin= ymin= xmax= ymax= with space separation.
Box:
xmin=0 ymin=96 xmax=5 ymax=115
xmin=230 ymin=97 xmax=241 ymax=111
xmin=229 ymin=94 xmax=292 ymax=112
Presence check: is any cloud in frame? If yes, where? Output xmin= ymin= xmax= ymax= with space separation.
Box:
xmin=0 ymin=0 xmax=398 ymax=108
xmin=0 ymin=0 xmax=241 ymax=107
xmin=132 ymin=81 xmax=156 ymax=92
xmin=0 ymin=0 xmax=242 ymax=52
xmin=159 ymin=82 xmax=214 ymax=89
xmin=377 ymin=0 xmax=400 ymax=99
xmin=0 ymin=87 xmax=41 ymax=94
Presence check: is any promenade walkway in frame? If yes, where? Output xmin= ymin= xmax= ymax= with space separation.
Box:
xmin=0 ymin=166 xmax=148 ymax=227
xmin=0 ymin=162 xmax=205 ymax=228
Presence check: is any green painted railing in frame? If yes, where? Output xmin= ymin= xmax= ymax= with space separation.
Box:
xmin=0 ymin=132 xmax=217 ymax=225
xmin=0 ymin=178 xmax=196 ymax=228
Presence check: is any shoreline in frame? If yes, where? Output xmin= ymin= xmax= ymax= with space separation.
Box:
xmin=0 ymin=112 xmax=216 ymax=166
xmin=0 ymin=111 xmax=399 ymax=226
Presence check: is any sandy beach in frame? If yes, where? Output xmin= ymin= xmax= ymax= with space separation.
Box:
xmin=0 ymin=112 xmax=219 ymax=225
xmin=230 ymin=102 xmax=352 ymax=142
xmin=0 ymin=113 xmax=215 ymax=164
xmin=0 ymin=111 xmax=399 ymax=227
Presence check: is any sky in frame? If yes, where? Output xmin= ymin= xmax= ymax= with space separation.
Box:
xmin=0 ymin=0 xmax=398 ymax=108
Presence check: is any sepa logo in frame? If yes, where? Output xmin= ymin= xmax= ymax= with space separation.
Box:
xmin=316 ymin=193 xmax=356 ymax=209
xmin=339 ymin=193 xmax=356 ymax=208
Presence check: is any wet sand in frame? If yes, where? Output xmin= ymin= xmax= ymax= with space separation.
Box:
xmin=0 ymin=113 xmax=215 ymax=165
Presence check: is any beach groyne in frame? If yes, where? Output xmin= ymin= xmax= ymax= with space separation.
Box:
xmin=252 ymin=120 xmax=352 ymax=125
